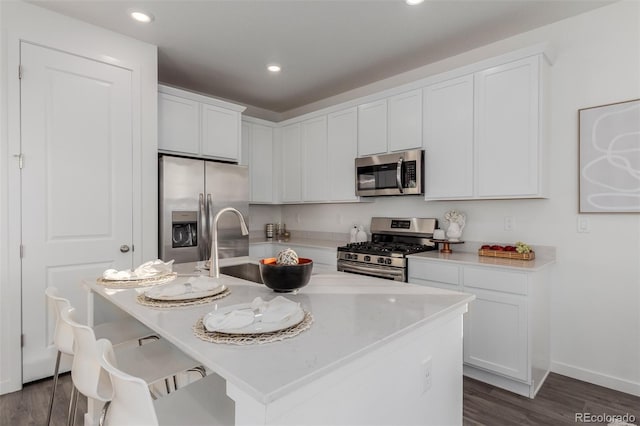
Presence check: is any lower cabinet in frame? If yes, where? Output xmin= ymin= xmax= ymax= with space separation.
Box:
xmin=408 ymin=257 xmax=550 ymax=398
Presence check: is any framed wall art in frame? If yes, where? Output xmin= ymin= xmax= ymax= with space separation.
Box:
xmin=579 ymin=98 xmax=640 ymax=213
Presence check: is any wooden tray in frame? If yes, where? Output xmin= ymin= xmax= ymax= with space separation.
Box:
xmin=478 ymin=249 xmax=535 ymax=260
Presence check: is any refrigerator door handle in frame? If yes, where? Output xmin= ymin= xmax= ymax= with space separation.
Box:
xmin=199 ymin=193 xmax=207 ymax=261
xmin=206 ymin=194 xmax=214 ymax=260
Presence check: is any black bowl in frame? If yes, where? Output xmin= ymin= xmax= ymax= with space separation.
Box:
xmin=258 ymin=258 xmax=313 ymax=292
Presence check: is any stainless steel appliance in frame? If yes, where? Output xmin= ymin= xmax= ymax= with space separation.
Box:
xmin=355 ymin=149 xmax=424 ymax=196
xmin=337 ymin=217 xmax=437 ymax=281
xmin=159 ymin=155 xmax=249 ymax=263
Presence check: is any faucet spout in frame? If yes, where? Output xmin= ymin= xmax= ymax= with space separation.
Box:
xmin=209 ymin=207 xmax=249 ymax=279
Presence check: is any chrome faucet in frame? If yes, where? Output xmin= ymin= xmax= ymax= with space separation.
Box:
xmin=209 ymin=207 xmax=249 ymax=279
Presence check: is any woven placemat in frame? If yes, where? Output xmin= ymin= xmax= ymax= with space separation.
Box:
xmin=193 ymin=312 xmax=313 ymax=345
xmin=136 ymin=288 xmax=231 ymax=308
xmin=96 ymin=272 xmax=178 ymax=289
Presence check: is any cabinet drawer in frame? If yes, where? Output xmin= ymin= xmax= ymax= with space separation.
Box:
xmin=410 ymin=277 xmax=461 ymax=292
xmin=463 ymin=267 xmax=527 ymax=295
xmin=408 ymin=261 xmax=460 ymax=285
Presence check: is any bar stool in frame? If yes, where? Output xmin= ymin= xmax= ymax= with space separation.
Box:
xmin=97 ymin=339 xmax=233 ymax=426
xmin=61 ymin=306 xmax=207 ymax=426
xmin=45 ymin=287 xmax=158 ymax=426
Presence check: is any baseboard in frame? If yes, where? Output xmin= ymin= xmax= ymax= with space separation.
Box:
xmin=551 ymin=361 xmax=640 ymax=397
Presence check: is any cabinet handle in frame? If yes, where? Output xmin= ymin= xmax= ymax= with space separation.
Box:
xmin=119 ymin=245 xmax=130 ymax=253
xmin=396 ymin=157 xmax=404 ymax=194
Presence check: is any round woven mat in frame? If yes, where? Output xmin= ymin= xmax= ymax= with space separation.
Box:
xmin=96 ymin=272 xmax=177 ymax=289
xmin=193 ymin=311 xmax=313 ymax=345
xmin=136 ymin=288 xmax=231 ymax=308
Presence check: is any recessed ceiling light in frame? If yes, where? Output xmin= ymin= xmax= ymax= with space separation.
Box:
xmin=267 ymin=64 xmax=282 ymax=73
xmin=405 ymin=0 xmax=424 ymax=5
xmin=130 ymin=11 xmax=154 ymax=23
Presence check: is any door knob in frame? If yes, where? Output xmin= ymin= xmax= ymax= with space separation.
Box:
xmin=120 ymin=245 xmax=131 ymax=253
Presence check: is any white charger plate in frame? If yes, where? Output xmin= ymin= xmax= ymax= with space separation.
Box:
xmin=203 ymin=303 xmax=305 ymax=334
xmin=145 ymin=281 xmax=226 ymax=301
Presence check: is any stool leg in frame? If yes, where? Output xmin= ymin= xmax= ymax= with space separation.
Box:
xmin=67 ymin=385 xmax=77 ymax=426
xmin=46 ymin=350 xmax=62 ymax=426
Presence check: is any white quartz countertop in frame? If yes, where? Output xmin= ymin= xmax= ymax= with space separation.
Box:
xmin=408 ymin=249 xmax=556 ymax=271
xmin=250 ymin=236 xmax=346 ymax=250
xmin=86 ymin=259 xmax=473 ymax=405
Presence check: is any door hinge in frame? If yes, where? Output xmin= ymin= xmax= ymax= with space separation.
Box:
xmin=13 ymin=154 xmax=24 ymax=169
xmin=18 ymin=65 xmax=23 ymax=80
xmin=21 ymin=334 xmax=24 ymax=347
xmin=20 ymin=244 xmax=24 ymax=258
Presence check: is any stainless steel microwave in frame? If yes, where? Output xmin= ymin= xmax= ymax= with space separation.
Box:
xmin=355 ymin=149 xmax=424 ymax=196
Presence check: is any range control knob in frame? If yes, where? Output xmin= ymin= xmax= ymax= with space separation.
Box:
xmin=377 ymin=257 xmax=385 ymax=264
xmin=385 ymin=258 xmax=392 ymax=265
xmin=364 ymin=255 xmax=371 ymax=262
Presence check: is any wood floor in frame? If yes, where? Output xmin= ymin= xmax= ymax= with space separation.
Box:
xmin=1 ymin=372 xmax=638 ymax=425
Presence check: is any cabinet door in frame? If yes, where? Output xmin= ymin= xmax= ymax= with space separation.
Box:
xmin=328 ymin=107 xmax=358 ymax=201
xmin=423 ymin=75 xmax=474 ymax=199
xmin=249 ymin=123 xmax=274 ymax=203
xmin=301 ymin=116 xmax=328 ymax=202
xmin=388 ymin=89 xmax=422 ymax=152
xmin=475 ymin=56 xmax=540 ymax=197
xmin=158 ymin=92 xmax=199 ymax=154
xmin=463 ymin=287 xmax=528 ymax=381
xmin=358 ymin=99 xmax=387 ymax=156
xmin=280 ymin=124 xmax=302 ymax=202
xmin=201 ymin=103 xmax=240 ymax=161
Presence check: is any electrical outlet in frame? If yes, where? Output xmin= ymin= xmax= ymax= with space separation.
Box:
xmin=422 ymin=357 xmax=433 ymax=394
xmin=504 ymin=216 xmax=514 ymax=231
xmin=577 ymin=215 xmax=590 ymax=233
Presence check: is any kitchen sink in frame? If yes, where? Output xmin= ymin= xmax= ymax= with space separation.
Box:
xmin=219 ymin=262 xmax=263 ymax=284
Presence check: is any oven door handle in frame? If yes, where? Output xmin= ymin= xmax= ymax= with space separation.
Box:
xmin=339 ymin=262 xmax=404 ymax=280
xmin=396 ymin=157 xmax=404 ymax=193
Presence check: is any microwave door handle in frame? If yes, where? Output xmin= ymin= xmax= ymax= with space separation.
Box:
xmin=198 ymin=193 xmax=206 ymax=261
xmin=396 ymin=157 xmax=404 ymax=193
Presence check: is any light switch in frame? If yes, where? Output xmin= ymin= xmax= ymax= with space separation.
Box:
xmin=504 ymin=216 xmax=514 ymax=231
xmin=577 ymin=216 xmax=590 ymax=233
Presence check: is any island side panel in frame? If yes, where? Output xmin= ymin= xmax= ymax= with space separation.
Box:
xmin=228 ymin=306 xmax=467 ymax=426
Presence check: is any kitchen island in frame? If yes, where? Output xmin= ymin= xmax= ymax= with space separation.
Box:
xmin=85 ymin=259 xmax=474 ymax=426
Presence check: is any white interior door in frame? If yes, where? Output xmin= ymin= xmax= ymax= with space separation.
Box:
xmin=20 ymin=42 xmax=134 ymax=382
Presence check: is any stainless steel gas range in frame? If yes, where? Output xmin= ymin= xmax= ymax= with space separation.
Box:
xmin=336 ymin=217 xmax=438 ymax=282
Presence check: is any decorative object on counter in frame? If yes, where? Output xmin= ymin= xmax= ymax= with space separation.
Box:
xmin=431 ymin=238 xmax=464 ymax=254
xmin=356 ymin=225 xmax=367 ymax=243
xmin=433 ymin=229 xmax=446 ymax=240
xmin=350 ymin=225 xmax=358 ymax=243
xmin=282 ymin=230 xmax=291 ymax=241
xmin=136 ymin=287 xmax=231 ymax=308
xmin=276 ymin=248 xmax=299 ymax=265
xmin=578 ymin=98 xmax=640 ymax=213
xmin=444 ymin=210 xmax=466 ymax=241
xmin=265 ymin=223 xmax=274 ymax=239
xmin=478 ymin=242 xmax=535 ymax=260
xmin=259 ymin=257 xmax=313 ymax=292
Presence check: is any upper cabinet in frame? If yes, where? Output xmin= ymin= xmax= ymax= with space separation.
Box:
xmin=358 ymin=89 xmax=422 ymax=156
xmin=423 ymin=54 xmax=548 ymax=200
xmin=301 ymin=116 xmax=329 ymax=202
xmin=280 ymin=123 xmax=302 ymax=203
xmin=243 ymin=120 xmax=275 ymax=204
xmin=327 ymin=107 xmax=359 ymax=202
xmin=158 ymin=85 xmax=246 ymax=162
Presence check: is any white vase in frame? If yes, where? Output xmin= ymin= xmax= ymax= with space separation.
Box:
xmin=446 ymin=222 xmax=462 ymax=241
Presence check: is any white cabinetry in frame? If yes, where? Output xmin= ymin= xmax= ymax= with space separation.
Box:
xmin=423 ymin=55 xmax=548 ymax=200
xmin=423 ymin=75 xmax=474 ymax=199
xmin=158 ymin=85 xmax=245 ymax=162
xmin=387 ymin=89 xmax=422 ymax=153
xmin=244 ymin=120 xmax=275 ymax=203
xmin=280 ymin=124 xmax=302 ymax=202
xmin=358 ymin=90 xmax=422 ymax=157
xmin=408 ymin=256 xmax=550 ymax=398
xmin=358 ymin=99 xmax=387 ymax=156
xmin=301 ymin=116 xmax=328 ymax=202
xmin=475 ymin=56 xmax=541 ymax=197
xmin=327 ymin=108 xmax=359 ymax=201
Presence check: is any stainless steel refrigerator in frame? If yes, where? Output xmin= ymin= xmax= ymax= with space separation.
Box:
xmin=159 ymin=155 xmax=249 ymax=264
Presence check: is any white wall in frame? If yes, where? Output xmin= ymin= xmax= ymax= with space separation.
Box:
xmin=0 ymin=1 xmax=157 ymax=394
xmin=278 ymin=1 xmax=640 ymax=395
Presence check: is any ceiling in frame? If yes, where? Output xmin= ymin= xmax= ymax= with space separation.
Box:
xmin=30 ymin=0 xmax=613 ymax=115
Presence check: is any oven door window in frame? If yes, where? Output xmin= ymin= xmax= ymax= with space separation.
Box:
xmin=357 ymin=164 xmax=399 ymax=190
xmin=172 ymin=223 xmax=197 ymax=248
